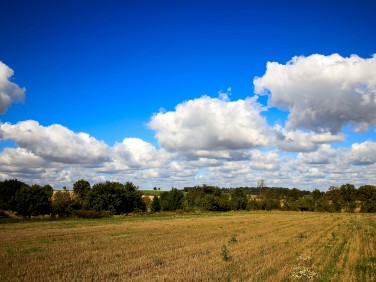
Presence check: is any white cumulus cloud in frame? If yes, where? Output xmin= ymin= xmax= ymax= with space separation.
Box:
xmin=297 ymin=144 xmax=337 ymax=164
xmin=346 ymin=140 xmax=376 ymax=165
xmin=148 ymin=95 xmax=272 ymax=152
xmin=0 ymin=120 xmax=110 ymax=165
xmin=254 ymin=54 xmax=376 ymax=133
xmin=275 ymin=126 xmax=344 ymax=152
xmin=0 ymin=61 xmax=25 ymax=114
xmin=0 ymin=147 xmax=47 ymax=174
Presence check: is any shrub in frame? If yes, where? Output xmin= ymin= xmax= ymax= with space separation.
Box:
xmin=221 ymin=245 xmax=231 ymax=261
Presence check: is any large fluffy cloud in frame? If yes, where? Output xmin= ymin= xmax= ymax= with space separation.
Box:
xmin=0 ymin=120 xmax=110 ymax=165
xmin=254 ymin=54 xmax=376 ymax=133
xmin=0 ymin=61 xmax=25 ymax=114
xmin=105 ymin=138 xmax=163 ymax=172
xmin=0 ymin=147 xmax=46 ymax=174
xmin=346 ymin=141 xmax=376 ymax=165
xmin=148 ymin=95 xmax=272 ymax=152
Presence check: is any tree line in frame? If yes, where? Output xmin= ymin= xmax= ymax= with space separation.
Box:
xmin=0 ymin=179 xmax=375 ymax=219
xmin=182 ymin=184 xmax=376 ymax=212
xmin=0 ymin=179 xmax=146 ymax=219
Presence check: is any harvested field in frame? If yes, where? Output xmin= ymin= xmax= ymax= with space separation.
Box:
xmin=0 ymin=211 xmax=375 ymax=281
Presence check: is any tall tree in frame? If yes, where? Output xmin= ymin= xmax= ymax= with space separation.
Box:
xmin=326 ymin=186 xmax=342 ymax=212
xmin=151 ymin=195 xmax=161 ymax=212
xmin=73 ymin=179 xmax=91 ymax=200
xmin=339 ymin=184 xmax=357 ymax=212
xmin=230 ymin=188 xmax=248 ymax=210
xmin=14 ymin=184 xmax=52 ymax=218
xmin=0 ymin=179 xmax=29 ymax=210
xmin=358 ymin=185 xmax=376 ymax=212
xmin=160 ymin=188 xmax=184 ymax=211
xmin=52 ymin=190 xmax=75 ymax=218
xmin=86 ymin=181 xmax=145 ymax=214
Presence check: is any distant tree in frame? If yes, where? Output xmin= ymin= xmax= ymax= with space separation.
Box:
xmin=283 ymin=188 xmax=304 ymax=210
xmin=309 ymin=189 xmax=331 ymax=212
xmin=12 ymin=184 xmax=52 ymax=218
xmin=124 ymin=182 xmax=146 ymax=213
xmin=151 ymin=195 xmax=161 ymax=212
xmin=326 ymin=186 xmax=342 ymax=212
xmin=73 ymin=179 xmax=91 ymax=201
xmin=153 ymin=187 xmax=157 ymax=191
xmin=358 ymin=185 xmax=376 ymax=213
xmin=87 ymin=181 xmax=123 ymax=213
xmin=257 ymin=179 xmax=266 ymax=197
xmin=86 ymin=181 xmax=145 ymax=214
xmin=339 ymin=184 xmax=357 ymax=212
xmin=14 ymin=186 xmax=32 ymax=218
xmin=186 ymin=185 xmax=230 ymax=211
xmin=34 ymin=184 xmax=53 ymax=216
xmin=311 ymin=189 xmax=324 ymax=200
xmin=52 ymin=190 xmax=75 ymax=218
xmin=230 ymin=188 xmax=248 ymax=210
xmin=247 ymin=197 xmax=260 ymax=210
xmin=160 ymin=188 xmax=184 ymax=211
xmin=260 ymin=188 xmax=281 ymax=211
xmin=0 ymin=179 xmax=29 ymax=211
xmin=295 ymin=195 xmax=315 ymax=211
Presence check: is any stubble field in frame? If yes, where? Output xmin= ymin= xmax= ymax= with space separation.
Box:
xmin=0 ymin=211 xmax=375 ymax=281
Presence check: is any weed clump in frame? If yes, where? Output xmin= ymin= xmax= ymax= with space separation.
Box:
xmin=229 ymin=234 xmax=238 ymax=245
xmin=221 ymin=245 xmax=231 ymax=262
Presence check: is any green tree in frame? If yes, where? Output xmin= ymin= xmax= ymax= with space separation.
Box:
xmin=0 ymin=179 xmax=29 ymax=211
xmin=295 ymin=195 xmax=315 ymax=211
xmin=34 ymin=184 xmax=53 ymax=216
xmin=186 ymin=185 xmax=230 ymax=211
xmin=260 ymin=188 xmax=281 ymax=211
xmin=358 ymin=185 xmax=376 ymax=213
xmin=339 ymin=183 xmax=357 ymax=212
xmin=312 ymin=189 xmax=324 ymax=200
xmin=73 ymin=179 xmax=91 ymax=201
xmin=52 ymin=190 xmax=75 ymax=218
xmin=14 ymin=186 xmax=33 ymax=218
xmin=326 ymin=186 xmax=342 ymax=212
xmin=160 ymin=188 xmax=184 ymax=211
xmin=151 ymin=195 xmax=161 ymax=212
xmin=86 ymin=181 xmax=145 ymax=214
xmin=283 ymin=188 xmax=304 ymax=210
xmin=123 ymin=182 xmax=146 ymax=213
xmin=230 ymin=188 xmax=248 ymax=210
xmin=13 ymin=184 xmax=53 ymax=218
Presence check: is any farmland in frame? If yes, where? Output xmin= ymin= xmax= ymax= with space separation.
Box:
xmin=1 ymin=211 xmax=375 ymax=281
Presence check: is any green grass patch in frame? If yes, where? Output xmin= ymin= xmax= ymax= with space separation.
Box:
xmin=21 ymin=247 xmax=46 ymax=254
xmin=140 ymin=190 xmax=163 ymax=196
xmin=356 ymin=257 xmax=376 ymax=281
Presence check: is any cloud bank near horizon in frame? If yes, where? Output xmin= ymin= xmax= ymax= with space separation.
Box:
xmin=1 ymin=54 xmax=375 ymax=190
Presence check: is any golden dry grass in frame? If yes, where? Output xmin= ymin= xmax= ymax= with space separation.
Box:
xmin=0 ymin=211 xmax=375 ymax=281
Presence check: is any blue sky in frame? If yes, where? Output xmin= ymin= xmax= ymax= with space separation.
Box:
xmin=0 ymin=0 xmax=375 ymax=190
